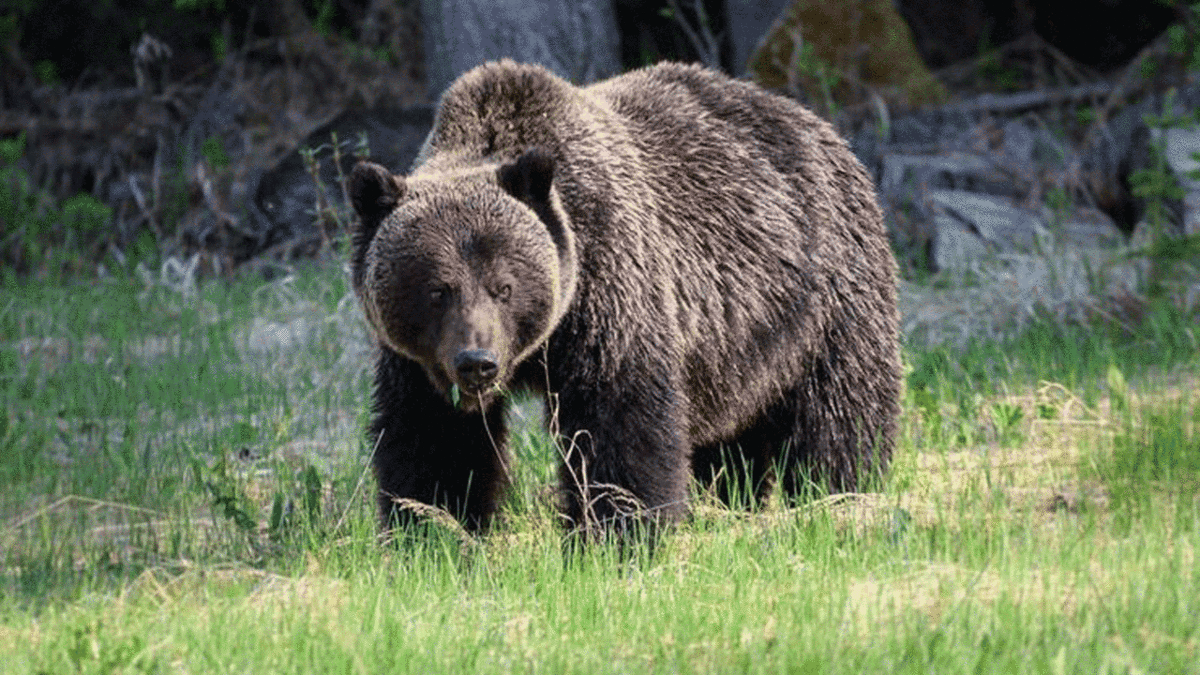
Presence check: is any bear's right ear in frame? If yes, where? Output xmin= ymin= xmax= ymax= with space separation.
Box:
xmin=348 ymin=162 xmax=405 ymax=295
xmin=349 ymin=162 xmax=406 ymax=227
xmin=497 ymin=147 xmax=555 ymax=205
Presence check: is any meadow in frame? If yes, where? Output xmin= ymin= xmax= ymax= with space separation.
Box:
xmin=1 ymin=256 xmax=1197 ymax=673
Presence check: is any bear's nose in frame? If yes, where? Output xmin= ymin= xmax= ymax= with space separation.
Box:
xmin=454 ymin=349 xmax=499 ymax=389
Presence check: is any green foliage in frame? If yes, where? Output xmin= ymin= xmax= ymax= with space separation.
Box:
xmin=1043 ymin=185 xmax=1072 ymax=230
xmin=268 ymin=463 xmax=327 ymax=543
xmin=989 ymin=401 xmax=1024 ymax=447
xmin=1129 ymin=89 xmax=1200 ymax=297
xmin=192 ymin=453 xmax=258 ymax=533
xmin=1139 ymin=89 xmax=1200 ymax=131
xmin=311 ymin=0 xmax=335 ymax=37
xmin=1145 ymin=1 xmax=1200 ymax=75
xmin=904 ymin=296 xmax=1200 ymax=453
xmin=210 ymin=32 xmax=227 ymax=63
xmin=0 ymin=132 xmax=175 ymax=281
xmin=58 ymin=619 xmax=158 ymax=674
xmin=1166 ymin=3 xmax=1200 ymax=70
xmin=200 ymin=135 xmax=230 ymax=170
xmin=1141 ymin=56 xmax=1159 ymax=80
xmin=975 ymin=25 xmax=1021 ymax=92
xmin=298 ymin=130 xmax=371 ymax=253
xmin=59 ymin=193 xmax=112 ymax=234
xmin=33 ymin=59 xmax=58 ymax=84
xmin=0 ymin=132 xmax=120 ymax=280
xmin=1129 ymin=143 xmax=1186 ymax=231
xmin=1111 ymin=404 xmax=1200 ymax=483
xmin=1139 ymin=231 xmax=1200 ymax=298
xmin=174 ymin=0 xmax=226 ymax=10
xmin=0 ymin=13 xmax=20 ymax=43
xmin=1091 ymin=366 xmax=1200 ymax=530
xmin=976 ymin=52 xmax=1020 ymax=92
xmin=790 ymin=39 xmax=842 ymax=119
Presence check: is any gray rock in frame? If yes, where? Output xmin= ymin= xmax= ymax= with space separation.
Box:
xmin=1044 ymin=206 xmax=1125 ymax=249
xmin=1080 ymin=97 xmax=1153 ymax=229
xmin=1126 ymin=112 xmax=1190 ymax=236
xmin=927 ymin=190 xmax=1049 ymax=269
xmin=1163 ymin=126 xmax=1200 ymax=236
xmin=996 ymin=118 xmax=1072 ymax=175
xmin=932 ymin=214 xmax=991 ymax=271
xmin=1000 ymin=118 xmax=1035 ymax=165
xmin=869 ymin=96 xmax=1139 ymax=274
xmin=1086 ymin=98 xmax=1152 ymax=180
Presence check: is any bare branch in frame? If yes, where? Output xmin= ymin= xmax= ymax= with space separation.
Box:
xmin=665 ymin=0 xmax=722 ymax=69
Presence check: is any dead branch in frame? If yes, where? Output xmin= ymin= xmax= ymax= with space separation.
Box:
xmin=665 ymin=0 xmax=722 ymax=70
xmin=949 ymin=82 xmax=1113 ymax=114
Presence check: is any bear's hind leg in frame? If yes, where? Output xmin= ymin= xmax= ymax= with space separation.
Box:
xmin=776 ymin=360 xmax=896 ymax=502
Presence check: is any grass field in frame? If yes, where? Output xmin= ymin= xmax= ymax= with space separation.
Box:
xmin=1 ymin=257 xmax=1198 ymax=673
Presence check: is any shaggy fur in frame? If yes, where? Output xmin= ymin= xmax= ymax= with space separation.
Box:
xmin=349 ymin=60 xmax=901 ymax=535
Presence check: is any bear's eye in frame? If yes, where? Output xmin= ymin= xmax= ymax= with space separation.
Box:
xmin=492 ymin=284 xmax=512 ymax=304
xmin=429 ymin=287 xmax=448 ymax=305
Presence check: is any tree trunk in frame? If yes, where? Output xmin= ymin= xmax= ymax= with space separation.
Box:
xmin=420 ymin=0 xmax=621 ymax=99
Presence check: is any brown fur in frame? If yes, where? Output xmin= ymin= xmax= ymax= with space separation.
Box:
xmin=349 ymin=60 xmax=901 ymax=536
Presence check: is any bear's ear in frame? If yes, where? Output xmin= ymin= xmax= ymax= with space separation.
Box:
xmin=348 ymin=162 xmax=405 ymax=295
xmin=497 ymin=147 xmax=555 ymax=204
xmin=349 ymin=162 xmax=406 ymax=225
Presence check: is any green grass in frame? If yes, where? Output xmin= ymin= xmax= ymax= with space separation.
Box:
xmin=1 ymin=259 xmax=1198 ymax=673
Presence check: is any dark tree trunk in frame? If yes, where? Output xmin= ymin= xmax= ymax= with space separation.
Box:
xmin=420 ymin=0 xmax=622 ymax=99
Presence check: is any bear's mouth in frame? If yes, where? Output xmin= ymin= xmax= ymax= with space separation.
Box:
xmin=425 ymin=365 xmax=503 ymax=412
xmin=451 ymin=383 xmax=502 ymax=411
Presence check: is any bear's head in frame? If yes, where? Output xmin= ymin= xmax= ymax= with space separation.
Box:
xmin=348 ymin=148 xmax=577 ymax=410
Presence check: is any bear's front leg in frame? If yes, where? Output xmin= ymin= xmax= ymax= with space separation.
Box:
xmin=370 ymin=347 xmax=509 ymax=532
xmin=550 ymin=369 xmax=691 ymax=539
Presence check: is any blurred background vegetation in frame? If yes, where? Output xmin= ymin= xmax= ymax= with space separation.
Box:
xmin=1 ymin=0 xmax=1197 ymax=285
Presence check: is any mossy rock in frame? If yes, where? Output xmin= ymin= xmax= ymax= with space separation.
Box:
xmin=748 ymin=0 xmax=947 ymax=108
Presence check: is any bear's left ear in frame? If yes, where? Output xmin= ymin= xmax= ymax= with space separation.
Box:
xmin=349 ymin=162 xmax=406 ymax=226
xmin=498 ymin=147 xmax=555 ymax=204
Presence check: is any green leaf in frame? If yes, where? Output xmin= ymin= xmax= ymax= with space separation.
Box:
xmin=1107 ymin=364 xmax=1129 ymax=414
xmin=1168 ymin=24 xmax=1188 ymax=56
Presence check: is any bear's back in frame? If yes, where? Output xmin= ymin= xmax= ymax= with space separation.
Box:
xmin=586 ymin=63 xmax=895 ymax=440
xmin=589 ymin=63 xmax=857 ymax=181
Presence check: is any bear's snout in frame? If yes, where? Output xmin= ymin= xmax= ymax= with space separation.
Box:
xmin=453 ymin=349 xmax=500 ymax=390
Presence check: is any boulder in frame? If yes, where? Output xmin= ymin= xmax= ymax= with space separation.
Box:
xmin=927 ymin=191 xmax=1047 ymax=270
xmin=1162 ymin=126 xmax=1200 ymax=236
xmin=746 ymin=0 xmax=946 ymax=107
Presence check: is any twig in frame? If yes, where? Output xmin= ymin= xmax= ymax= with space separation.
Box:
xmin=665 ymin=0 xmax=722 ymax=69
xmin=388 ymin=497 xmax=480 ymax=550
xmin=333 ymin=429 xmax=382 ymax=535
xmin=5 ymin=495 xmax=161 ymax=533
xmin=476 ymin=390 xmax=510 ymax=481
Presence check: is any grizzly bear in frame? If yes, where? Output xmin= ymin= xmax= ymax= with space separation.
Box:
xmin=348 ymin=59 xmax=901 ymax=537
